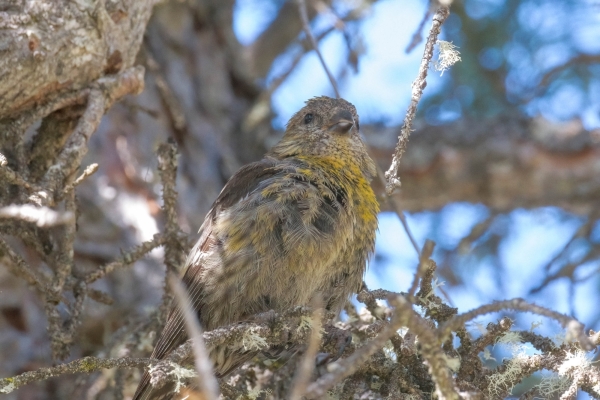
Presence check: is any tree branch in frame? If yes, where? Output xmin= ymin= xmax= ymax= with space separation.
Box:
xmin=384 ymin=6 xmax=450 ymax=195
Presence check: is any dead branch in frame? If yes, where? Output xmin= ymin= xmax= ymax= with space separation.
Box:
xmin=296 ymin=0 xmax=341 ymax=97
xmin=169 ymin=276 xmax=220 ymax=400
xmin=384 ymin=6 xmax=450 ymax=195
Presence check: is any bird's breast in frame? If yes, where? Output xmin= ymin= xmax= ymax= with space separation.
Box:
xmin=199 ymin=158 xmax=378 ymax=328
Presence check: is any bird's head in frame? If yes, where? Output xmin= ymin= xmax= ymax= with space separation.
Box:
xmin=269 ymin=96 xmax=376 ymax=179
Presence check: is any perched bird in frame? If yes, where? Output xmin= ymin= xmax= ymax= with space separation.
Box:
xmin=133 ymin=96 xmax=379 ymax=399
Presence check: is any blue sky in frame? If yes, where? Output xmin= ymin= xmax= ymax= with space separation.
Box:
xmin=235 ymin=0 xmax=600 ymax=128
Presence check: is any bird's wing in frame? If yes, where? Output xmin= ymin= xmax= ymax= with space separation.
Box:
xmin=133 ymin=157 xmax=348 ymax=399
xmin=132 ymin=159 xmax=283 ymax=400
xmin=151 ymin=158 xmax=282 ymax=360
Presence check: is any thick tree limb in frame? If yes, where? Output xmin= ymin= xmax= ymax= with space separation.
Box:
xmin=367 ymin=116 xmax=600 ymax=214
xmin=0 ymin=0 xmax=157 ymax=119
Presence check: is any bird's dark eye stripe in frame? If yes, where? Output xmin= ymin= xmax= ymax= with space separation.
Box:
xmin=304 ymin=113 xmax=314 ymax=124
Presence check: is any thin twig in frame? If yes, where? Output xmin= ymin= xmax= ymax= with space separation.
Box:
xmin=62 ymin=163 xmax=99 ymax=195
xmin=44 ymin=186 xmax=81 ymax=360
xmin=0 ymin=205 xmax=74 ymax=227
xmin=266 ymin=26 xmax=337 ymax=96
xmin=169 ymin=276 xmax=219 ymax=400
xmin=438 ymin=298 xmax=595 ymax=350
xmin=384 ymin=7 xmax=450 ymax=195
xmin=145 ymin=53 xmax=187 ymax=133
xmin=538 ymin=54 xmax=600 ymax=91
xmin=390 ymin=199 xmax=421 ymax=256
xmin=50 ymin=187 xmax=76 ymax=295
xmin=0 ymin=155 xmax=41 ymax=192
xmin=457 ymin=213 xmax=496 ymax=253
xmin=0 ymin=237 xmax=52 ymax=295
xmin=157 ymin=142 xmax=185 ymax=323
xmin=296 ymin=0 xmax=341 ymax=98
xmin=53 ymin=279 xmax=88 ymax=359
xmin=289 ymin=296 xmax=323 ymax=400
xmin=84 ymin=233 xmax=165 ymax=284
xmin=245 ymin=7 xmax=362 ymax=133
xmin=537 ymin=208 xmax=599 ymax=277
xmin=407 ymin=240 xmax=435 ymax=298
xmin=375 ymin=165 xmax=421 ymax=257
xmin=0 ymin=356 xmax=152 ymax=394
xmin=35 ymin=89 xmax=105 ymax=205
xmin=405 ymin=8 xmax=432 ymax=53
xmin=86 ymin=287 xmax=115 ymax=305
xmin=153 ymin=141 xmax=190 ymax=361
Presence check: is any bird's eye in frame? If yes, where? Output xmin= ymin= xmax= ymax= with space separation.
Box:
xmin=304 ymin=113 xmax=314 ymax=124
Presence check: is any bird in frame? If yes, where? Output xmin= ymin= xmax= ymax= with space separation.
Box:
xmin=133 ymin=96 xmax=379 ymax=399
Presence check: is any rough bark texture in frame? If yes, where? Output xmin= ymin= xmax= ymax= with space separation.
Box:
xmin=0 ymin=0 xmax=155 ymax=119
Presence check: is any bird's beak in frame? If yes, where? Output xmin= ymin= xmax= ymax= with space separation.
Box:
xmin=328 ymin=109 xmax=355 ymax=134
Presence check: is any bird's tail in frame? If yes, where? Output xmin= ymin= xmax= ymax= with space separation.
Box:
xmin=132 ymin=370 xmax=176 ymax=400
xmin=131 ymin=371 xmax=152 ymax=400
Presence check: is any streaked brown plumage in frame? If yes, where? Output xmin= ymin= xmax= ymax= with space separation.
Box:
xmin=133 ymin=96 xmax=379 ymax=399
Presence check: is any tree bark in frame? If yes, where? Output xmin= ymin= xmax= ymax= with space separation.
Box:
xmin=0 ymin=0 xmax=156 ymax=119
